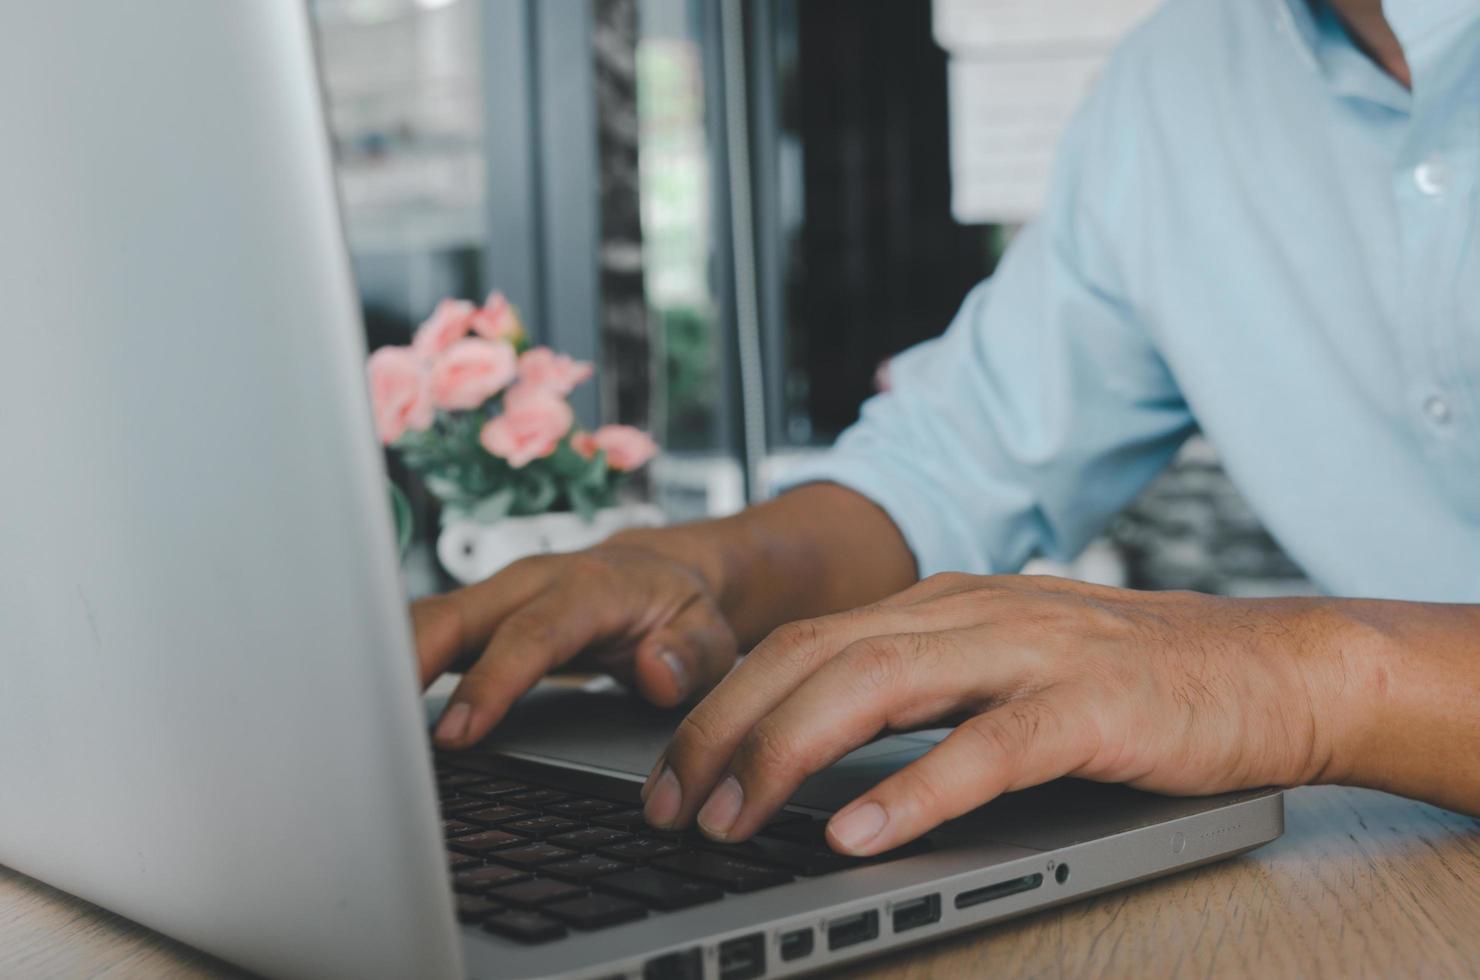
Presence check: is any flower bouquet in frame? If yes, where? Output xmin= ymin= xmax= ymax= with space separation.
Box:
xmin=367 ymin=292 xmax=660 ymax=579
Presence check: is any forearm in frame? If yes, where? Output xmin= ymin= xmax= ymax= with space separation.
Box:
xmin=1321 ymin=599 xmax=1480 ymax=814
xmin=611 ymin=483 xmax=918 ymax=648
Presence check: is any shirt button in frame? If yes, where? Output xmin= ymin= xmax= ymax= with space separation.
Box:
xmin=1424 ymin=395 xmax=1452 ymax=424
xmin=1413 ymin=155 xmax=1449 ymax=196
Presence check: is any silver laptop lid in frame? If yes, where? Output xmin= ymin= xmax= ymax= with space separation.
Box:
xmin=0 ymin=4 xmax=460 ymax=978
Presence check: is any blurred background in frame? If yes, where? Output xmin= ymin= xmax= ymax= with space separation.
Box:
xmin=310 ymin=0 xmax=1310 ymax=600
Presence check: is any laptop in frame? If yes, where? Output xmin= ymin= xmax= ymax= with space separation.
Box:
xmin=0 ymin=4 xmax=1283 ymax=979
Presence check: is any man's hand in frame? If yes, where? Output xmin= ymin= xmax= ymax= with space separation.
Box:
xmin=412 ymin=484 xmax=920 ymax=751
xmin=414 ymin=541 xmax=739 ymax=749
xmin=642 ymin=574 xmax=1373 ymax=855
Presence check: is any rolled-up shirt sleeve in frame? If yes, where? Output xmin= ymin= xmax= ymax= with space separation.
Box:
xmin=774 ymin=75 xmax=1194 ymax=577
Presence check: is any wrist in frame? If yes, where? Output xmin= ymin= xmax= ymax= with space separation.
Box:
xmin=1293 ymin=599 xmax=1396 ymax=788
xmin=605 ymin=523 xmax=738 ymax=608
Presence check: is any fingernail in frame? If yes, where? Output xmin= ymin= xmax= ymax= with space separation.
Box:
xmin=435 ymin=702 xmax=471 ymax=746
xmin=697 ymin=775 xmax=744 ymax=840
xmin=659 ymin=649 xmax=689 ymax=698
xmin=645 ymin=767 xmax=682 ymax=827
xmin=829 ymin=801 xmax=887 ymax=853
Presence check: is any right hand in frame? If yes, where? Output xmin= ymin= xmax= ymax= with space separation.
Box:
xmin=412 ymin=538 xmax=739 ymax=750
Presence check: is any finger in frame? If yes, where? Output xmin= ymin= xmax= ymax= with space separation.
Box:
xmin=693 ymin=630 xmax=1040 ymax=842
xmin=825 ymin=692 xmax=1099 ymax=856
xmin=630 ymin=597 xmax=738 ymax=708
xmin=644 ymin=606 xmax=911 ymax=828
xmin=410 ymin=558 xmax=553 ymax=685
xmin=648 ymin=599 xmax=1000 ymax=829
xmin=434 ymin=585 xmax=627 ymax=748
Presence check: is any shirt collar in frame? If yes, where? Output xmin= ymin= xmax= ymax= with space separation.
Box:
xmin=1273 ymin=0 xmax=1411 ymax=110
xmin=1273 ymin=0 xmax=1480 ymax=110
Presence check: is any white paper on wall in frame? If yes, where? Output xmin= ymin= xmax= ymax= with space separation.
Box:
xmin=934 ymin=0 xmax=1161 ymax=223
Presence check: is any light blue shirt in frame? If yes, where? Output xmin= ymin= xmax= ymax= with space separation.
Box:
xmin=779 ymin=0 xmax=1480 ymax=601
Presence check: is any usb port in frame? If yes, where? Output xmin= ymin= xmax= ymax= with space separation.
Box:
xmin=891 ymin=894 xmax=940 ymax=933
xmin=955 ymin=873 xmax=1044 ymax=910
xmin=827 ymin=910 xmax=879 ymax=951
xmin=718 ymin=933 xmax=765 ymax=980
xmin=779 ymin=928 xmax=813 ymax=962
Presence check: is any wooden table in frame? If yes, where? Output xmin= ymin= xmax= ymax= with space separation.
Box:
xmin=4 ymin=786 xmax=1478 ymax=979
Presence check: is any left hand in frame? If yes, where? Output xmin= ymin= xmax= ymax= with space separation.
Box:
xmin=640 ymin=573 xmax=1360 ymax=855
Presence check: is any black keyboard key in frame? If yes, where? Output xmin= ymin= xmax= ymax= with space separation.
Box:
xmin=502 ymin=788 xmax=570 ymax=807
xmin=466 ymin=779 xmax=528 ymax=799
xmin=546 ymin=798 xmax=622 ymax=818
xmin=443 ymin=819 xmax=481 ymax=838
xmin=543 ymin=854 xmax=632 ymax=882
xmin=441 ymin=755 xmax=516 ymax=777
xmin=595 ymin=868 xmax=723 ymax=911
xmin=760 ymin=816 xmax=831 ymax=846
xmin=482 ymin=910 xmax=567 ymax=944
xmin=698 ymin=836 xmax=858 ymax=875
xmin=448 ymin=851 xmax=481 ymax=872
xmin=443 ymin=797 xmax=500 ymax=815
xmin=439 ymin=771 xmax=489 ymax=790
xmin=452 ymin=864 xmax=532 ymax=893
xmin=455 ymin=893 xmax=504 ymax=923
xmin=502 ymin=816 xmax=582 ymax=839
xmin=448 ymin=829 xmax=524 ymax=855
xmin=653 ymin=852 xmax=793 ymax=893
xmin=489 ymin=876 xmax=587 ymax=907
xmin=494 ymin=843 xmax=580 ymax=869
xmin=590 ymin=809 xmax=653 ymax=831
xmin=542 ymin=893 xmax=647 ymax=930
xmin=763 ymin=810 xmax=812 ymax=832
xmin=547 ymin=827 xmax=632 ymax=851
xmin=596 ymin=837 xmax=687 ymax=864
xmin=461 ymin=804 xmax=535 ymax=826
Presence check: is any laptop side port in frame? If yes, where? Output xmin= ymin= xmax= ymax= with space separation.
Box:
xmin=718 ymin=933 xmax=766 ymax=980
xmin=643 ymin=948 xmax=702 ymax=980
xmin=954 ymin=873 xmax=1044 ymax=910
xmin=779 ymin=928 xmax=814 ymax=962
xmin=891 ymin=894 xmax=941 ymax=933
xmin=827 ymin=910 xmax=880 ymax=951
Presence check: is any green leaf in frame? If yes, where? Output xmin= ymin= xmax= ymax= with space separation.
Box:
xmin=567 ymin=483 xmax=599 ymax=522
xmin=510 ymin=468 xmax=558 ymax=516
xmin=388 ymin=480 xmax=413 ymax=559
xmin=467 ymin=487 xmax=516 ymax=524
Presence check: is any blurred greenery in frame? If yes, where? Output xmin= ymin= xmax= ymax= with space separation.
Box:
xmin=660 ymin=304 xmax=717 ymax=450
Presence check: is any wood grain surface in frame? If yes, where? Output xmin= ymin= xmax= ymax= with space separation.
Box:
xmin=4 ymin=786 xmax=1477 ymax=979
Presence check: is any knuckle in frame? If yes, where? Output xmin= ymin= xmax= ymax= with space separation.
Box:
xmin=501 ymin=610 xmax=558 ymax=650
xmin=839 ymin=637 xmax=907 ymax=693
xmin=567 ymin=550 xmax=617 ymax=580
xmin=671 ymin=702 xmax=727 ymax=759
xmin=757 ymin=618 xmax=827 ymax=669
xmin=959 ymin=712 xmax=1020 ymax=761
xmin=919 ymin=571 xmax=974 ymax=593
xmin=740 ymin=722 xmax=804 ymax=780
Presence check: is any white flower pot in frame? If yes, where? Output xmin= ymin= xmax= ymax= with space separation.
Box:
xmin=436 ymin=503 xmax=666 ymax=585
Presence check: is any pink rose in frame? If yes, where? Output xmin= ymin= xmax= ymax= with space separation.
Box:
xmin=411 ymin=299 xmax=476 ymax=359
xmin=570 ymin=431 xmax=599 ymax=459
xmin=574 ymin=424 xmax=658 ymax=471
xmin=479 ymin=389 xmax=574 ymax=468
xmin=517 ymin=346 xmax=594 ymax=395
xmin=428 ymin=339 xmax=517 ymax=410
xmin=469 ymin=291 xmax=524 ymax=343
xmin=500 ymin=382 xmax=546 ymax=409
xmin=366 ymin=346 xmax=433 ymax=445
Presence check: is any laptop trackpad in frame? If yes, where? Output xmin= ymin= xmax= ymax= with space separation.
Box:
xmin=437 ymin=681 xmax=947 ymax=812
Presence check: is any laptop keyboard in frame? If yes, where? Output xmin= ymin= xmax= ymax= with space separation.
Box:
xmin=434 ymin=753 xmax=930 ymax=945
